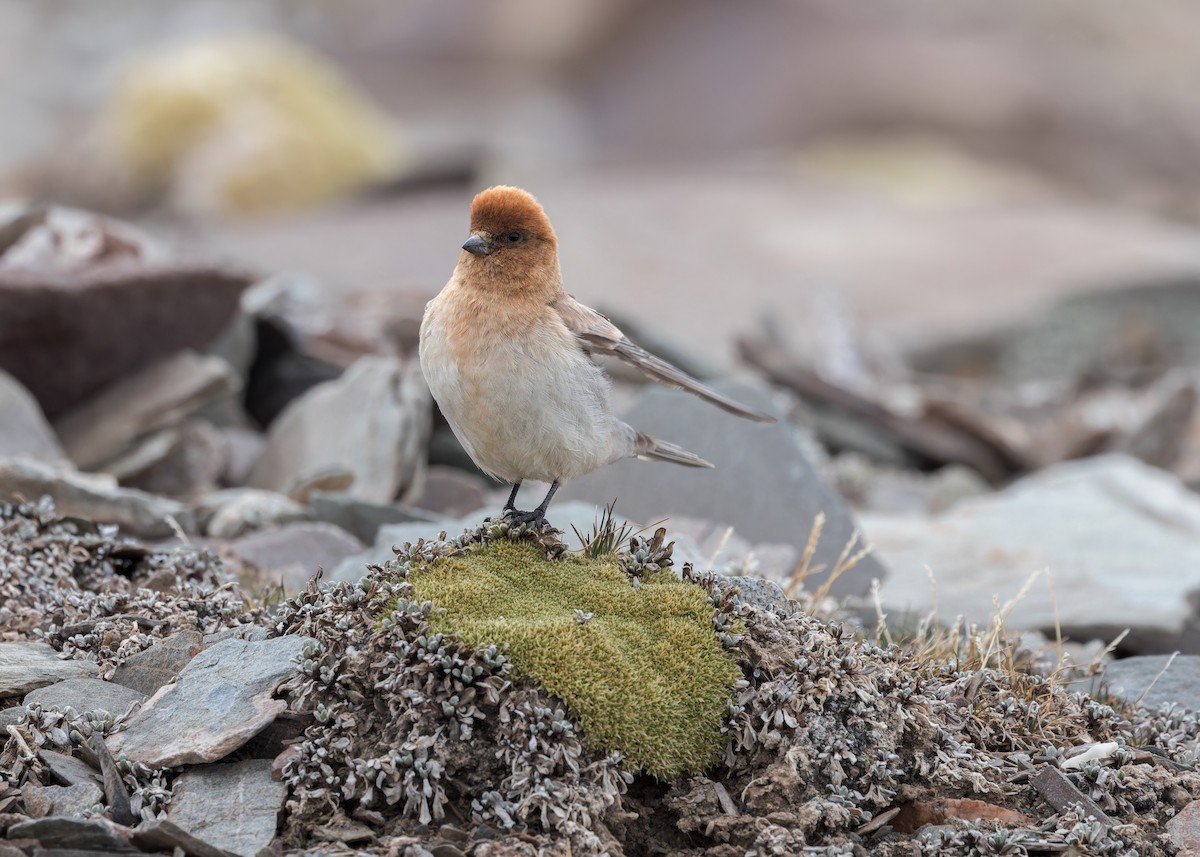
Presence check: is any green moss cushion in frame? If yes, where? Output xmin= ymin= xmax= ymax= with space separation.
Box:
xmin=411 ymin=540 xmax=740 ymax=779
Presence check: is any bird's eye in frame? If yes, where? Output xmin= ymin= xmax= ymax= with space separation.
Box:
xmin=505 ymin=231 xmax=522 ymax=243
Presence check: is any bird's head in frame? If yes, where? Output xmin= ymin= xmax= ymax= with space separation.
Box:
xmin=459 ymin=186 xmax=559 ymax=280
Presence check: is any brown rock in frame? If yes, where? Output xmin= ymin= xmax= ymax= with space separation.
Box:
xmin=109 ymin=630 xmax=203 ymax=697
xmin=0 ymin=263 xmax=251 ymax=418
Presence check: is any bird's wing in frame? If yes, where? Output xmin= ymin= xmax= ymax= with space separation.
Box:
xmin=552 ymin=296 xmax=777 ymax=423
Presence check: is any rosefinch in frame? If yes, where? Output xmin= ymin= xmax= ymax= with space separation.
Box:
xmin=419 ymin=186 xmax=774 ymax=526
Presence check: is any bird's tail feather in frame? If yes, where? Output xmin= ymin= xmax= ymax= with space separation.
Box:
xmin=633 ymin=433 xmax=714 ymax=468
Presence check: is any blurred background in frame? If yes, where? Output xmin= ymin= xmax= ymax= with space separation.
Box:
xmin=6 ymin=0 xmax=1200 ymax=656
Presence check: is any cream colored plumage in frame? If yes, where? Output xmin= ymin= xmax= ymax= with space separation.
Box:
xmin=419 ymin=185 xmax=774 ymax=525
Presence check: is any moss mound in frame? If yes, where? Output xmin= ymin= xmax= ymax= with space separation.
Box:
xmin=410 ymin=538 xmax=740 ymax=779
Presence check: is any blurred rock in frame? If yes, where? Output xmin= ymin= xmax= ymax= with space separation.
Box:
xmin=867 ymin=455 xmax=1200 ymax=653
xmin=0 ymin=253 xmax=252 ymax=419
xmin=665 ymin=515 xmax=799 ymax=578
xmin=217 ymin=426 xmax=266 ymax=486
xmin=109 ymin=420 xmax=229 ymax=498
xmin=1098 ymin=655 xmax=1200 ymax=712
xmin=0 ymin=457 xmax=194 ymax=538
xmin=194 ymin=488 xmax=310 ymax=539
xmin=108 ymin=635 xmax=311 ymax=768
xmin=24 ymin=678 xmax=145 ymax=716
xmin=0 ymin=204 xmax=166 ymax=271
xmin=167 ymin=759 xmax=285 ymax=857
xmin=54 ymin=351 xmax=239 ymax=472
xmin=108 ymin=632 xmax=203 ymax=698
xmin=560 ymin=382 xmax=885 ymax=597
xmin=914 ymin=279 xmax=1200 ymax=385
xmin=0 ymin=369 xmax=66 ymax=465
xmin=0 ymin=641 xmax=98 ymax=699
xmin=249 ymin=356 xmax=431 ymax=504
xmin=308 ymin=491 xmax=442 ymax=544
xmin=244 ymin=315 xmax=344 ymax=429
xmin=413 ymin=465 xmax=488 ymax=517
xmin=827 ymin=457 xmax=991 ymax=515
xmin=95 ymin=35 xmax=405 ymax=217
xmin=225 ymin=522 xmax=364 ymax=593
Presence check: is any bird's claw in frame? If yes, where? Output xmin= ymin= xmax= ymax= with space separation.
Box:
xmin=504 ymin=508 xmax=550 ymax=529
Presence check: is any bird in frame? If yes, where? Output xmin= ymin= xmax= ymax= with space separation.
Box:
xmin=418 ymin=185 xmax=776 ymax=528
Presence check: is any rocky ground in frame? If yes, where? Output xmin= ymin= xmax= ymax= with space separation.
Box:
xmin=4 ymin=201 xmax=1200 ymax=855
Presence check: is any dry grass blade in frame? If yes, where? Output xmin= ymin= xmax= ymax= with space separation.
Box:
xmin=783 ymin=513 xmax=825 ymax=598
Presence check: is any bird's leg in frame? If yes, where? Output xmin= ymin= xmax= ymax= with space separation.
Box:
xmin=503 ymin=482 xmax=522 ymax=513
xmin=506 ymin=481 xmax=560 ymax=528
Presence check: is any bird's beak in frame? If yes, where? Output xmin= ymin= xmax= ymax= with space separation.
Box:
xmin=461 ymin=234 xmax=490 ymax=256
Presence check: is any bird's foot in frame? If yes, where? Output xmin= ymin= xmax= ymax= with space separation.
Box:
xmin=503 ymin=507 xmax=551 ymax=529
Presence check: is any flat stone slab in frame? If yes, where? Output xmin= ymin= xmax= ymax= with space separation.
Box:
xmin=1099 ymin=655 xmax=1200 ymax=712
xmin=167 ymin=759 xmax=286 ymax=857
xmin=107 ymin=635 xmax=310 ymax=768
xmin=24 ymin=678 xmax=145 ymax=716
xmin=0 ymin=642 xmax=99 ymax=699
xmin=867 ymin=455 xmax=1200 ymax=650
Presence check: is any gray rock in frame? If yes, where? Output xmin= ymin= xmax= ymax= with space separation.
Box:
xmin=717 ymin=574 xmax=791 ymax=614
xmin=53 ymin=351 xmax=240 ymax=472
xmin=249 ymin=356 xmax=431 ymax=503
xmin=194 ymin=488 xmax=311 ymax=539
xmin=39 ymin=750 xmax=102 ymax=787
xmin=109 ymin=630 xmax=202 ymax=697
xmin=0 ymin=642 xmax=98 ymax=699
xmin=6 ymin=816 xmax=135 ymax=851
xmin=1098 ymin=655 xmax=1200 ymax=712
xmin=107 ymin=635 xmax=311 ymax=767
xmin=167 ymin=759 xmax=286 ymax=857
xmin=109 ymin=420 xmax=229 ymax=498
xmin=24 ymin=678 xmax=145 ymax=716
xmin=867 ymin=455 xmax=1200 ymax=652
xmin=24 ymin=781 xmax=104 ymax=818
xmin=0 ymin=369 xmax=67 ymax=465
xmin=560 ymin=382 xmax=885 ymax=596
xmin=0 ymin=456 xmax=194 ymax=538
xmin=309 ymin=490 xmax=442 ymax=544
xmin=0 ymin=705 xmax=26 ymax=727
xmin=226 ymin=522 xmax=364 ymax=593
